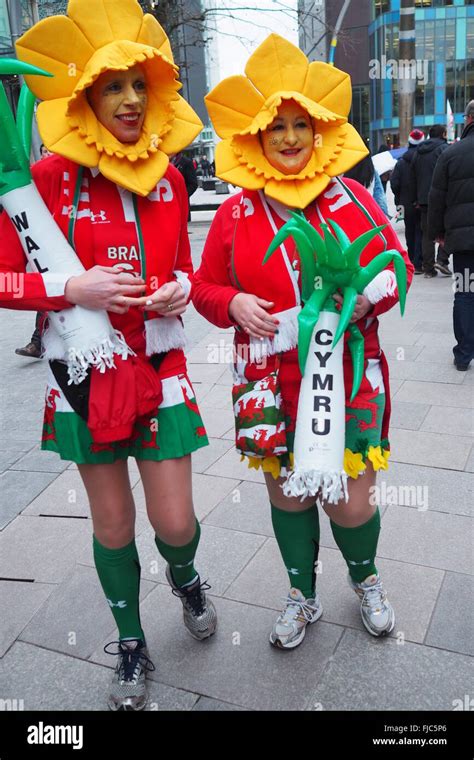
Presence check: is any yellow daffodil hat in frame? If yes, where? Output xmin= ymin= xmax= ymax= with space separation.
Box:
xmin=16 ymin=0 xmax=203 ymax=195
xmin=205 ymin=34 xmax=369 ymax=208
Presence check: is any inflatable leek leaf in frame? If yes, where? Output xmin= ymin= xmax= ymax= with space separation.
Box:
xmin=264 ymin=210 xmax=407 ymax=401
xmin=0 ymin=59 xmax=51 ymax=195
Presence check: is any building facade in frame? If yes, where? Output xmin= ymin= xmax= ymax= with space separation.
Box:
xmin=0 ymin=1 xmax=39 ymax=110
xmin=370 ymin=0 xmax=474 ymax=148
xmin=299 ymin=0 xmax=372 ymax=145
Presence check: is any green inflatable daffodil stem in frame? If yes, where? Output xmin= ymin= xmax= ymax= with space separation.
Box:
xmin=263 ymin=211 xmax=408 ymax=402
xmin=0 ymin=59 xmax=52 ymax=195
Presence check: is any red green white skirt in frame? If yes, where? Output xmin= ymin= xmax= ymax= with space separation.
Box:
xmin=41 ymin=365 xmax=209 ymax=465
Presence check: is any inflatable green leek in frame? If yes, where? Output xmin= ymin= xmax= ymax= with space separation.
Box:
xmin=0 ymin=59 xmax=51 ymax=194
xmin=264 ymin=211 xmax=407 ymax=402
xmin=0 ymin=59 xmax=133 ymax=384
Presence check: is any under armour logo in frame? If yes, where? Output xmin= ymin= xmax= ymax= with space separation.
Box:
xmin=90 ymin=210 xmax=108 ymax=223
xmin=106 ymin=599 xmax=127 ymax=609
xmin=287 ymin=568 xmax=300 ymax=575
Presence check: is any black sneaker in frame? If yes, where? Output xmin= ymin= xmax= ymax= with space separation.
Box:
xmin=15 ymin=342 xmax=42 ymax=358
xmin=104 ymin=638 xmax=155 ymax=711
xmin=435 ymin=262 xmax=452 ymax=276
xmin=424 ymin=270 xmax=438 ymax=278
xmin=166 ymin=566 xmax=217 ymax=640
xmin=453 ymin=359 xmax=469 ymax=372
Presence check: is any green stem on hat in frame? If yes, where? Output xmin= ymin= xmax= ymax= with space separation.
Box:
xmin=16 ymin=85 xmax=36 ymax=160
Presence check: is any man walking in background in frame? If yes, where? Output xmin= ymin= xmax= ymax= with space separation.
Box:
xmin=428 ymin=102 xmax=474 ymax=371
xmin=411 ymin=125 xmax=451 ymax=278
xmin=391 ymin=129 xmax=424 ymax=274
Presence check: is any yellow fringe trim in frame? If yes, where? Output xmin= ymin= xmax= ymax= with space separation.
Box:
xmin=241 ymin=447 xmax=390 ymax=481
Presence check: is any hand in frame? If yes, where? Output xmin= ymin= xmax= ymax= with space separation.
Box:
xmin=228 ymin=293 xmax=279 ymax=339
xmin=133 ymin=281 xmax=188 ymax=317
xmin=332 ymin=292 xmax=372 ymax=323
xmin=65 ymin=265 xmax=146 ymax=314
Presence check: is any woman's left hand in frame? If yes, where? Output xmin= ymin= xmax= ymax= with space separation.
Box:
xmin=332 ymin=292 xmax=373 ymax=323
xmin=134 ymin=281 xmax=188 ymax=317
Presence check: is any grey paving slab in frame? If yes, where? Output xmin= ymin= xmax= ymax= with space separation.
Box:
xmin=0 ymin=641 xmax=198 ymax=711
xmin=389 ymin=427 xmax=472 ymax=470
xmin=307 ymin=629 xmax=474 ymax=711
xmin=192 ymin=696 xmax=249 ymax=711
xmin=387 ymin=359 xmax=466 ymax=384
xmin=204 ymin=447 xmax=265 ymax=483
xmin=0 ymin=470 xmax=59 ymax=530
xmin=22 ymin=470 xmax=92 ymax=518
xmin=90 ymin=586 xmax=342 ymax=711
xmin=378 ymin=330 xmax=423 ymax=346
xmin=465 ymin=446 xmax=474 ymax=473
xmin=20 ymin=564 xmax=156 ymax=659
xmin=415 ymin=344 xmax=458 ymax=364
xmin=382 ymin=344 xmax=424 ymax=362
xmin=0 ymin=448 xmax=30 ymax=473
xmin=203 ymin=481 xmax=274 ymax=536
xmin=224 ymin=541 xmax=443 ymax=645
xmin=425 ymin=572 xmax=474 ymax=657
xmin=191 ymin=438 xmax=235 ymax=474
xmin=216 ymin=367 xmax=233 ymax=387
xmin=0 ymin=581 xmax=54 ymax=658
xmin=200 ymin=383 xmax=234 ymax=410
xmin=131 ymin=524 xmax=266 ymax=595
xmin=377 ymin=505 xmax=473 ymax=575
xmin=200 ymin=404 xmax=235 ymax=439
xmin=0 ymin=515 xmax=92 ymax=583
xmin=421 ymin=405 xmax=474 ymax=437
xmin=188 ymin=362 xmax=230 ymax=386
xmin=10 ymin=446 xmax=71 ymax=473
xmin=413 ymin=321 xmax=454 ymax=335
xmin=389 ymin=401 xmax=430 ymax=431
xmin=377 ymin=462 xmax=473 ymax=516
xmin=394 ymin=380 xmax=474 ymax=408
xmin=415 ymin=332 xmax=457 ymax=347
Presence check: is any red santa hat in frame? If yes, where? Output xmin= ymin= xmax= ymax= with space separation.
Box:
xmin=408 ymin=129 xmax=425 ymax=145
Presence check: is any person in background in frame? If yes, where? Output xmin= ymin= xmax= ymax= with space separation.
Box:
xmin=14 ymin=144 xmax=51 ymax=359
xmin=428 ymin=101 xmax=474 ymax=371
xmin=410 ymin=125 xmax=451 ymax=278
xmin=390 ymin=129 xmax=424 ymax=274
xmin=200 ymin=155 xmax=211 ymax=178
xmin=171 ymin=151 xmax=198 ymax=222
xmin=344 ymin=152 xmax=389 ymax=217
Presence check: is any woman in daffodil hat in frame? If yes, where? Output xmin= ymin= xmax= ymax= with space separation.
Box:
xmin=193 ymin=34 xmax=414 ymax=649
xmin=0 ymin=0 xmax=217 ymax=710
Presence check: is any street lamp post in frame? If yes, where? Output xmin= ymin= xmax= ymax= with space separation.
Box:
xmin=328 ymin=0 xmax=351 ymax=66
xmin=398 ymin=0 xmax=416 ymax=145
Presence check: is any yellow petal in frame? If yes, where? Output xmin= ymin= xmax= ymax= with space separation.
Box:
xmin=97 ymin=150 xmax=169 ymax=196
xmin=262 ymin=456 xmax=282 ymax=479
xmin=205 ymin=76 xmax=265 ymax=139
xmin=245 ymin=33 xmax=309 ymax=99
xmin=303 ymin=61 xmax=353 ymax=118
xmin=17 ymin=16 xmax=94 ymax=100
xmin=240 ymin=92 xmax=345 ymax=137
xmin=214 ymin=140 xmax=265 ymax=190
xmin=264 ymin=174 xmax=332 ymax=210
xmin=160 ymin=95 xmax=203 ymax=154
xmin=68 ymin=0 xmax=143 ymax=49
xmin=247 ymin=456 xmax=262 ymax=471
xmin=137 ymin=13 xmax=174 ymax=63
xmin=36 ymin=99 xmax=99 ymax=166
xmin=324 ymin=123 xmax=369 ymax=177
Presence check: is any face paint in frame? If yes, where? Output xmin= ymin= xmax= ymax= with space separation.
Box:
xmin=87 ymin=65 xmax=147 ymax=144
xmin=261 ymin=99 xmax=314 ymax=175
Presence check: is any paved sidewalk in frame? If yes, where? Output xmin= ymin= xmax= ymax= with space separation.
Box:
xmin=0 ymin=219 xmax=472 ymax=711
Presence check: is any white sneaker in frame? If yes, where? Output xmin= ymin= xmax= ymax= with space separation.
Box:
xmin=269 ymin=588 xmax=323 ymax=650
xmin=349 ymin=573 xmax=395 ymax=637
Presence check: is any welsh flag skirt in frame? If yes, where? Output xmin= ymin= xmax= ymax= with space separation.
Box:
xmin=41 ymin=366 xmax=209 ymax=464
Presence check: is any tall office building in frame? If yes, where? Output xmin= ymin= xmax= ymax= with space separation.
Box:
xmin=370 ymin=0 xmax=474 ymax=149
xmin=299 ymin=0 xmax=372 ymax=144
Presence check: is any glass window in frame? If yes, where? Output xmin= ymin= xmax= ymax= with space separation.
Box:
xmin=375 ymin=0 xmax=389 ymax=17
xmin=467 ymin=59 xmax=474 ymax=104
xmin=446 ymin=60 xmax=455 ymax=109
xmin=468 ymin=19 xmax=474 ymax=57
xmin=455 ymin=60 xmax=465 ymax=115
xmin=424 ymin=20 xmax=434 ymax=60
xmin=392 ymin=78 xmax=399 ymax=118
xmin=445 ymin=19 xmax=455 ymax=60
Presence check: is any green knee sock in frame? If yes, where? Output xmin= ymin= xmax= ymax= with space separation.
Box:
xmin=154 ymin=520 xmax=201 ymax=587
xmin=330 ymin=508 xmax=381 ymax=583
xmin=93 ymin=536 xmax=144 ymax=641
xmin=271 ymin=502 xmax=320 ymax=599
